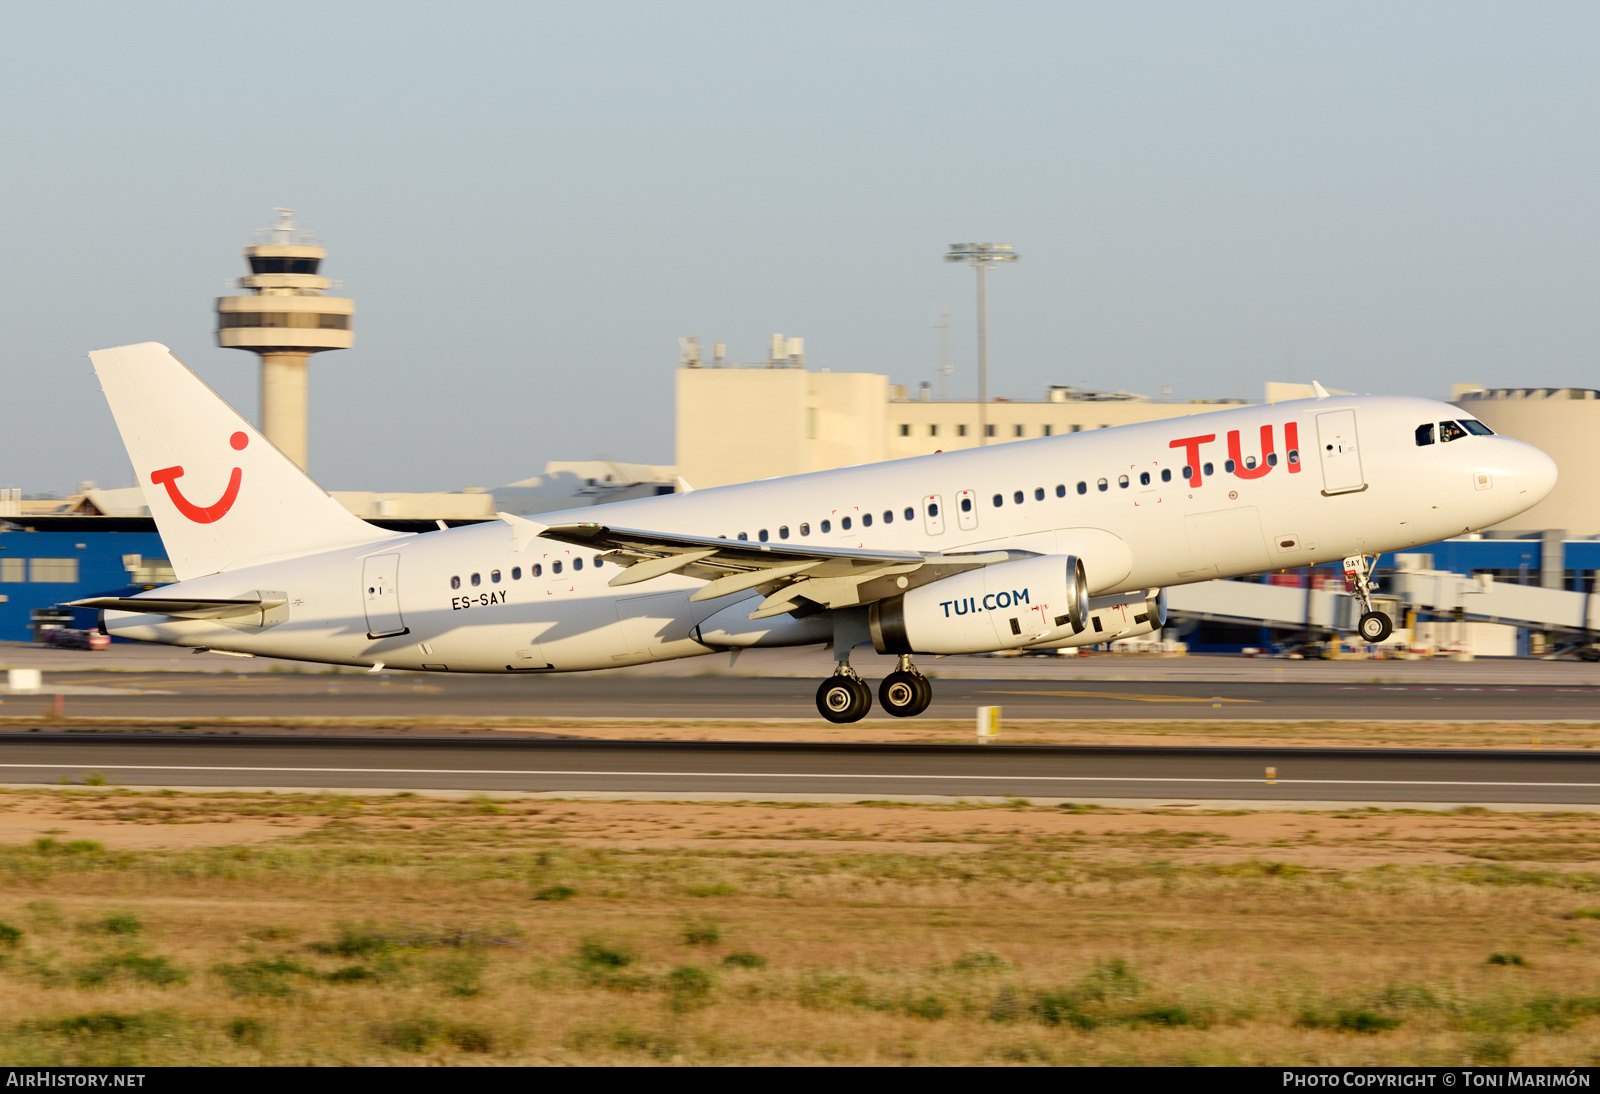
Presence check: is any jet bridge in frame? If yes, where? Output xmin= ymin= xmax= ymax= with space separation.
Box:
xmin=1166 ymin=567 xmax=1598 ymax=642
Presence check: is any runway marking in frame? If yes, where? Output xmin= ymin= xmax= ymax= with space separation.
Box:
xmin=984 ymin=690 xmax=1259 ymax=704
xmin=1 ymin=763 xmax=1596 ymax=790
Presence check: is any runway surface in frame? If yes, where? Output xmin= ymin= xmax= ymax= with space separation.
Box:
xmin=2 ymin=671 xmax=1598 ymax=721
xmin=7 ymin=734 xmax=1600 ymax=804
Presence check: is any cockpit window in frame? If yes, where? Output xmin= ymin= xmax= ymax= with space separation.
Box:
xmin=1439 ymin=421 xmax=1468 ymax=442
xmin=1460 ymin=419 xmax=1494 ymax=436
xmin=1415 ymin=423 xmax=1434 ymax=446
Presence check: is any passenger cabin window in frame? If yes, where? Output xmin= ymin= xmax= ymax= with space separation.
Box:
xmin=491 ymin=569 xmax=501 ymax=583
xmin=1440 ymin=421 xmax=1468 ymax=442
xmin=862 ymin=513 xmax=873 ymax=527
xmin=1055 ymin=484 xmax=1066 ymax=497
xmin=594 ymin=556 xmax=603 ymax=567
xmin=1118 ymin=475 xmax=1129 ymax=488
xmin=926 ymin=502 xmax=939 ymax=517
xmin=573 ymin=558 xmax=583 ymax=571
xmin=1076 ymin=482 xmax=1087 ymax=495
xmin=1225 ymin=459 xmax=1236 ymax=472
xmin=779 ymin=526 xmax=790 ymax=539
xmin=1140 ymin=472 xmax=1151 ymax=485
xmin=1203 ymin=462 xmax=1214 ymax=476
xmin=1287 ymin=450 xmax=1300 ymax=465
xmin=531 ymin=563 xmax=542 ymax=577
xmin=1182 ymin=465 xmax=1193 ymax=480
xmin=1034 ymin=487 xmax=1044 ymax=501
xmin=800 ymin=523 xmax=810 ymax=536
xmin=512 ymin=567 xmax=522 ymax=580
xmin=1096 ymin=478 xmax=1108 ymax=492
xmin=1160 ymin=469 xmax=1171 ymax=482
xmin=1266 ymin=453 xmax=1278 ymax=466
xmin=904 ymin=507 xmax=914 ymax=520
xmin=1013 ymin=491 xmax=1024 ymax=504
xmin=1460 ymin=420 xmax=1494 ymax=436
xmin=552 ymin=561 xmax=562 ymax=574
xmin=470 ymin=573 xmax=481 ymax=586
xmin=450 ymin=576 xmax=460 ymax=589
xmin=1416 ymin=423 xmax=1435 ymax=446
xmin=842 ymin=516 xmax=852 ymax=530
xmin=737 ymin=532 xmax=748 ymax=540
xmin=821 ymin=520 xmax=832 ymax=533
xmin=883 ymin=511 xmax=893 ymax=524
xmin=758 ymin=529 xmax=769 ymax=541
xmin=992 ymin=494 xmax=1003 ymax=507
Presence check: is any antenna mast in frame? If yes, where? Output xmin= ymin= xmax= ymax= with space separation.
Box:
xmin=934 ymin=303 xmax=951 ymax=401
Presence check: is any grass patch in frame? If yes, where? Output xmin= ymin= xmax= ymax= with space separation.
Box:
xmin=4 ymin=787 xmax=1600 ymax=1063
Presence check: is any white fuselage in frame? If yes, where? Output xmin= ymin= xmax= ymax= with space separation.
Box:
xmin=106 ymin=395 xmax=1557 ymax=671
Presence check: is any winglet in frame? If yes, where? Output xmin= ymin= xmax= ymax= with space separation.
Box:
xmin=498 ymin=512 xmax=548 ymax=552
xmin=675 ymin=476 xmax=695 ymax=494
xmin=1311 ymin=380 xmax=1330 ymax=399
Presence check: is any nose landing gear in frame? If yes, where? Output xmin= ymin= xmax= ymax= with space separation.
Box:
xmin=879 ymin=655 xmax=933 ymax=718
xmin=1344 ymin=554 xmax=1394 ymax=643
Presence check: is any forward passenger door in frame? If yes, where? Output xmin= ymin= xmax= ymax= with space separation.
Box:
xmin=1315 ymin=410 xmax=1366 ymax=496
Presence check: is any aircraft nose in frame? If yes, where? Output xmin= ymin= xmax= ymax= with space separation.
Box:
xmin=1507 ymin=440 xmax=1558 ymax=505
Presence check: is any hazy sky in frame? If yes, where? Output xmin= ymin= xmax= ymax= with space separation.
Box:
xmin=2 ymin=2 xmax=1597 ymax=494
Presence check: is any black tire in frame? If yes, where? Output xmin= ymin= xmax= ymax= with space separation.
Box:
xmin=1358 ymin=611 xmax=1393 ymax=643
xmin=817 ymin=676 xmax=872 ymax=723
xmin=879 ymin=671 xmax=933 ymax=718
xmin=1578 ymin=646 xmax=1600 ymax=663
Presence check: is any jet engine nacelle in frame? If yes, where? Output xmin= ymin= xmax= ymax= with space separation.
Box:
xmin=1027 ymin=588 xmax=1166 ymax=650
xmin=869 ymin=554 xmax=1088 ymax=655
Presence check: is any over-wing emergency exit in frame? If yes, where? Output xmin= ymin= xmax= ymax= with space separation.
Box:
xmin=75 ymin=344 xmax=1558 ymax=722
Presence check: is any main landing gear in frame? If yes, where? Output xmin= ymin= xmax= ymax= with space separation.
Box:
xmin=1344 ymin=554 xmax=1394 ymax=643
xmin=879 ymin=655 xmax=933 ymax=719
xmin=815 ymin=655 xmax=933 ymax=723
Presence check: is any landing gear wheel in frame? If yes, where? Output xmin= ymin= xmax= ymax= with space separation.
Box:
xmin=817 ymin=675 xmax=873 ymax=723
xmin=1358 ymin=611 xmax=1393 ymax=643
xmin=879 ymin=671 xmax=933 ymax=718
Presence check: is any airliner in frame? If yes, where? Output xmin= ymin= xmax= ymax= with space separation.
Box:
xmin=74 ymin=343 xmax=1558 ymax=723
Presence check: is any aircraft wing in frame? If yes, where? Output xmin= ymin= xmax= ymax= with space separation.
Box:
xmin=526 ymin=518 xmax=1025 ymax=619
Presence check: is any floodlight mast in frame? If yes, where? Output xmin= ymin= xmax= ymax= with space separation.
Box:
xmin=944 ymin=243 xmax=1018 ymax=445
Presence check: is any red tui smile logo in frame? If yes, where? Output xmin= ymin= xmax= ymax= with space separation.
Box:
xmin=149 ymin=432 xmax=249 ymax=524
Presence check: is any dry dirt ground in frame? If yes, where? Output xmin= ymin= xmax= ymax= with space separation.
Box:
xmin=7 ymin=788 xmax=1600 ymax=1065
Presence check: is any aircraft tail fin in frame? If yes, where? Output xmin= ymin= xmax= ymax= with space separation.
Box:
xmin=89 ymin=342 xmax=397 ymax=580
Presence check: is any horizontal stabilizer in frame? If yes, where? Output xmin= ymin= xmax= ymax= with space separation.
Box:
xmin=69 ymin=595 xmax=287 ymax=620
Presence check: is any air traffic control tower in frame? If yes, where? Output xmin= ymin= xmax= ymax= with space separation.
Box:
xmin=215 ymin=209 xmax=354 ymax=470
